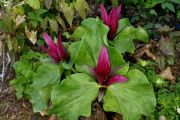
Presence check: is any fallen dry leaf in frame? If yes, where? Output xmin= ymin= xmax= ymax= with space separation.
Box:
xmin=49 ymin=115 xmax=58 ymax=120
xmin=16 ymin=15 xmax=26 ymax=26
xmin=134 ymin=43 xmax=157 ymax=60
xmin=159 ymin=116 xmax=166 ymax=120
xmin=25 ymin=26 xmax=37 ymax=44
xmin=145 ymin=50 xmax=156 ymax=60
xmin=134 ymin=44 xmax=152 ymax=58
xmin=158 ymin=25 xmax=174 ymax=33
xmin=40 ymin=111 xmax=46 ymax=116
xmin=159 ymin=67 xmax=176 ymax=82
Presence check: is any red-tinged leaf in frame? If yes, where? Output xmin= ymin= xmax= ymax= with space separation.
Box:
xmin=116 ymin=4 xmax=122 ymax=18
xmin=43 ymin=32 xmax=57 ymax=51
xmin=94 ymin=47 xmax=110 ymax=77
xmin=57 ymin=33 xmax=68 ymax=60
xmin=40 ymin=46 xmax=61 ymax=62
xmin=108 ymin=8 xmax=118 ymax=40
xmin=106 ymin=75 xmax=128 ymax=86
xmin=100 ymin=4 xmax=109 ymax=25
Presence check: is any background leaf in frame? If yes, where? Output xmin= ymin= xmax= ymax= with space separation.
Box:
xmin=74 ymin=0 xmax=90 ymax=19
xmin=26 ymin=0 xmax=40 ymax=9
xmin=49 ymin=19 xmax=59 ymax=34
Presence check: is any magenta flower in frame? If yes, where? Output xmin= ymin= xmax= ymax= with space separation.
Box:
xmin=100 ymin=4 xmax=122 ymax=40
xmin=40 ymin=32 xmax=68 ymax=62
xmin=92 ymin=47 xmax=127 ymax=86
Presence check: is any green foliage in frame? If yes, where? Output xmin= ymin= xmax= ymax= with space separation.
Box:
xmin=156 ymin=84 xmax=180 ymax=120
xmin=10 ymin=51 xmax=46 ymax=98
xmin=10 ymin=50 xmax=63 ymax=112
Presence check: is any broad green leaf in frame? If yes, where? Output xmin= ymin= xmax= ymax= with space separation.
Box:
xmin=49 ymin=19 xmax=59 ymax=34
xmin=117 ymin=18 xmax=130 ymax=32
xmin=103 ymin=69 xmax=156 ymax=120
xmin=117 ymin=63 xmax=129 ymax=75
xmin=134 ymin=27 xmax=149 ymax=43
xmin=29 ymin=62 xmax=61 ymax=112
xmin=68 ymin=41 xmax=81 ymax=63
xmin=75 ymin=18 xmax=109 ymax=68
xmin=70 ymin=26 xmax=85 ymax=39
xmin=121 ymin=26 xmax=136 ymax=34
xmin=48 ymin=73 xmax=100 ymax=120
xmin=26 ymin=0 xmax=40 ymax=9
xmin=71 ymin=18 xmax=125 ymax=72
xmin=74 ymin=0 xmax=90 ymax=19
xmin=108 ymin=46 xmax=126 ymax=67
xmin=111 ymin=33 xmax=135 ymax=53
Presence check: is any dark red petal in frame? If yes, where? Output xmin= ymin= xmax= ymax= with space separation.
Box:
xmin=116 ymin=4 xmax=122 ymax=18
xmin=100 ymin=4 xmax=109 ymax=25
xmin=40 ymin=46 xmax=61 ymax=62
xmin=94 ymin=47 xmax=110 ymax=76
xmin=42 ymin=32 xmax=57 ymax=51
xmin=108 ymin=8 xmax=118 ymax=40
xmin=57 ymin=33 xmax=68 ymax=60
xmin=106 ymin=75 xmax=128 ymax=86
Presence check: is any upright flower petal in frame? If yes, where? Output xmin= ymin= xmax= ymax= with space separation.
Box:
xmin=57 ymin=33 xmax=68 ymax=60
xmin=100 ymin=4 xmax=109 ymax=25
xmin=43 ymin=32 xmax=57 ymax=52
xmin=40 ymin=46 xmax=61 ymax=62
xmin=116 ymin=4 xmax=122 ymax=18
xmin=108 ymin=8 xmax=118 ymax=40
xmin=106 ymin=75 xmax=128 ymax=86
xmin=94 ymin=47 xmax=110 ymax=76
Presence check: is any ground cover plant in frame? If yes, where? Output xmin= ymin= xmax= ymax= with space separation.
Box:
xmin=0 ymin=0 xmax=179 ymax=120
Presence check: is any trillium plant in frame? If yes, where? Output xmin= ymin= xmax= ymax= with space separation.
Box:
xmin=11 ymin=4 xmax=156 ymax=120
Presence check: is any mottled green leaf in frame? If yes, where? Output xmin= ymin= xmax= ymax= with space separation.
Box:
xmin=48 ymin=73 xmax=99 ymax=120
xmin=74 ymin=0 xmax=90 ymax=19
xmin=62 ymin=2 xmax=74 ymax=27
xmin=29 ymin=62 xmax=61 ymax=112
xmin=44 ymin=0 xmax=52 ymax=9
xmin=49 ymin=19 xmax=59 ymax=34
xmin=56 ymin=14 xmax=66 ymax=30
xmin=103 ymin=69 xmax=156 ymax=120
